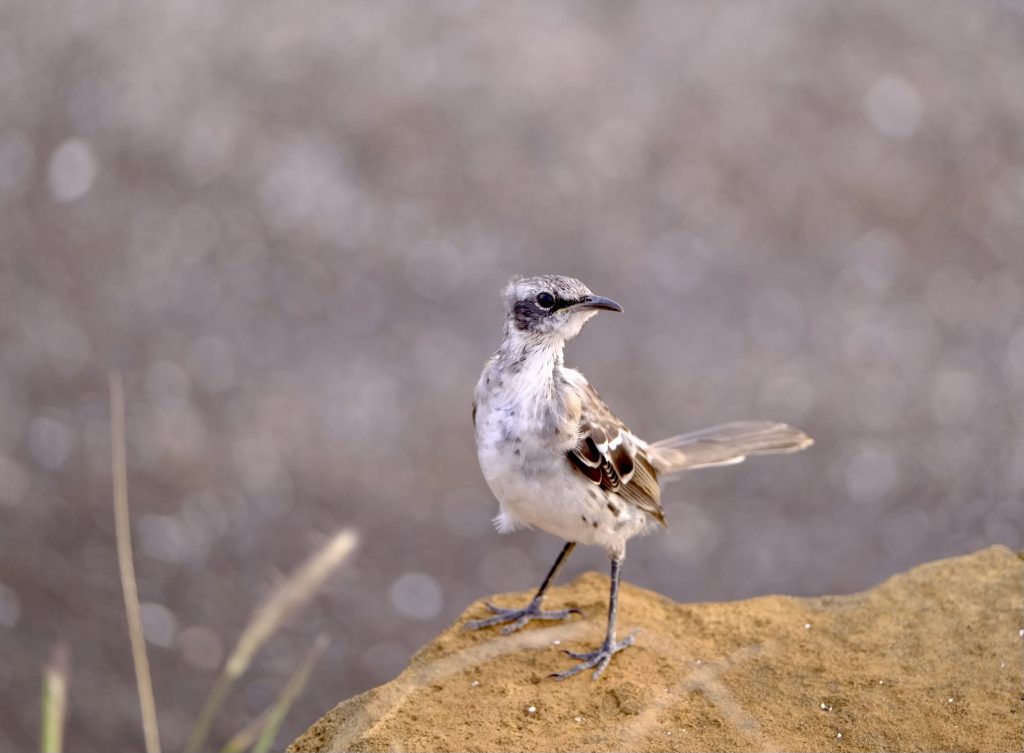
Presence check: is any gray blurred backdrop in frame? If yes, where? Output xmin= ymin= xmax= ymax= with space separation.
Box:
xmin=2 ymin=2 xmax=1023 ymax=751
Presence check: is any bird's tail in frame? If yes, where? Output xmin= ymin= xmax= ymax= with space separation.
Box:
xmin=646 ymin=421 xmax=813 ymax=477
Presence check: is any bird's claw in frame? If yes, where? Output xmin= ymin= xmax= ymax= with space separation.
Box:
xmin=465 ymin=599 xmax=582 ymax=634
xmin=550 ymin=632 xmax=636 ymax=680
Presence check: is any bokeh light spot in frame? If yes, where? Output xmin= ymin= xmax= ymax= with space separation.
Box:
xmin=47 ymin=137 xmax=97 ymax=202
xmin=388 ymin=572 xmax=443 ymax=621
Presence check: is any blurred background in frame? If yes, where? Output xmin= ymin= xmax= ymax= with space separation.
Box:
xmin=2 ymin=1 xmax=1023 ymax=750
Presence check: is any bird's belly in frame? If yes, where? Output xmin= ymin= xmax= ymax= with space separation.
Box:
xmin=488 ymin=466 xmax=603 ymax=542
xmin=478 ymin=439 xmax=649 ymax=553
xmin=475 ymin=397 xmax=651 ymax=553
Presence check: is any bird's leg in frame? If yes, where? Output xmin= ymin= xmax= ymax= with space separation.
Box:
xmin=551 ymin=553 xmax=635 ymax=680
xmin=466 ymin=542 xmax=581 ymax=635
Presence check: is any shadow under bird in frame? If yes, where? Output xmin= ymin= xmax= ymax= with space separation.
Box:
xmin=468 ymin=274 xmax=814 ymax=679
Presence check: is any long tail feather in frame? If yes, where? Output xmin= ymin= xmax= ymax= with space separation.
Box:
xmin=647 ymin=420 xmax=813 ymax=476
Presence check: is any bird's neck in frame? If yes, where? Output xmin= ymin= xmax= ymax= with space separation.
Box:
xmin=496 ymin=329 xmax=565 ymax=386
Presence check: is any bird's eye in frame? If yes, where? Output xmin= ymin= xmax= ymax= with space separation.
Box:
xmin=536 ymin=292 xmax=555 ymax=309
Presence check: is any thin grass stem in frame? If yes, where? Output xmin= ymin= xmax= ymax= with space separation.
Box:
xmin=110 ymin=371 xmax=162 ymax=753
xmin=40 ymin=643 xmax=69 ymax=753
xmin=185 ymin=529 xmax=357 ymax=752
xmin=251 ymin=634 xmax=329 ymax=753
xmin=219 ymin=706 xmax=271 ymax=753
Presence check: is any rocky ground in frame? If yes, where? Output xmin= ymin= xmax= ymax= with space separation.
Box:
xmin=291 ymin=546 xmax=1023 ymax=752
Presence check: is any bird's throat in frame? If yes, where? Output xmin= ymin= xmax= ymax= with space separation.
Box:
xmin=496 ymin=333 xmax=565 ymax=386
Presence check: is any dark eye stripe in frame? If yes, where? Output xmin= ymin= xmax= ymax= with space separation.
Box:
xmin=549 ymin=297 xmax=581 ymax=312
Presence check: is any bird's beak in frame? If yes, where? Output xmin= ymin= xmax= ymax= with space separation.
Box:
xmin=575 ymin=295 xmax=623 ymax=313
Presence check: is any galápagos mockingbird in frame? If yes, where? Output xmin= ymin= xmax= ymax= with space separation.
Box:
xmin=467 ymin=274 xmax=813 ymax=679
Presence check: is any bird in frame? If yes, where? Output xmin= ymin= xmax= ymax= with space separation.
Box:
xmin=466 ymin=274 xmax=814 ymax=680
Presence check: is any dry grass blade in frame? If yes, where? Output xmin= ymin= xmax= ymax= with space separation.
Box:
xmin=185 ymin=528 xmax=358 ymax=752
xmin=251 ymin=634 xmax=329 ymax=753
xmin=40 ymin=643 xmax=70 ymax=753
xmin=227 ymin=530 xmax=357 ymax=679
xmin=110 ymin=371 xmax=162 ymax=753
xmin=219 ymin=707 xmax=271 ymax=753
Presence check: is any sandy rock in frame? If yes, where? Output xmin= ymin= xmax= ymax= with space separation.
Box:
xmin=291 ymin=546 xmax=1023 ymax=752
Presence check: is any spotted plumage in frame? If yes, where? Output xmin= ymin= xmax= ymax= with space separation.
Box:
xmin=467 ymin=274 xmax=813 ymax=680
xmin=567 ymin=383 xmax=665 ymax=527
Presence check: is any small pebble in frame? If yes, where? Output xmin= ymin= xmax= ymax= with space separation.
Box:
xmin=552 ymin=640 xmax=561 ymax=645
xmin=837 ymin=732 xmax=843 ymax=739
xmin=666 ymin=731 xmax=672 ymax=736
xmin=947 ymin=698 xmax=954 ymax=703
xmin=527 ymin=706 xmax=536 ymax=714
xmin=574 ymin=716 xmax=582 ymax=723
xmin=878 ymin=680 xmax=884 ymax=685
xmin=1018 ymin=629 xmax=1023 ymax=638
xmin=470 ymin=680 xmax=479 ymax=687
xmin=695 ymin=659 xmax=702 ymax=665
xmin=820 ymin=702 xmax=831 ymax=711
xmin=804 ymin=623 xmax=812 ymax=629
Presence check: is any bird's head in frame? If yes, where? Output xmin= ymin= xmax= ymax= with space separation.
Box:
xmin=502 ymin=274 xmax=622 ymax=343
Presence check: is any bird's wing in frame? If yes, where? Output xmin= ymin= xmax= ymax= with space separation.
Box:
xmin=566 ymin=383 xmax=666 ymax=526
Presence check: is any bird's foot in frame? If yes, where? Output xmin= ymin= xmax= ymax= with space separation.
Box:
xmin=465 ymin=599 xmax=582 ymax=635
xmin=550 ymin=632 xmax=636 ymax=680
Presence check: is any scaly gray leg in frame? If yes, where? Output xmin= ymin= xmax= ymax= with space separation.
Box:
xmin=466 ymin=542 xmax=581 ymax=634
xmin=551 ymin=554 xmax=634 ymax=680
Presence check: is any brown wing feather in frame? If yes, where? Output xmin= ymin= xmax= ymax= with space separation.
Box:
xmin=566 ymin=384 xmax=666 ymax=526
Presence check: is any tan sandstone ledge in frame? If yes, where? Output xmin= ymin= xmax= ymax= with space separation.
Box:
xmin=290 ymin=546 xmax=1023 ymax=752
